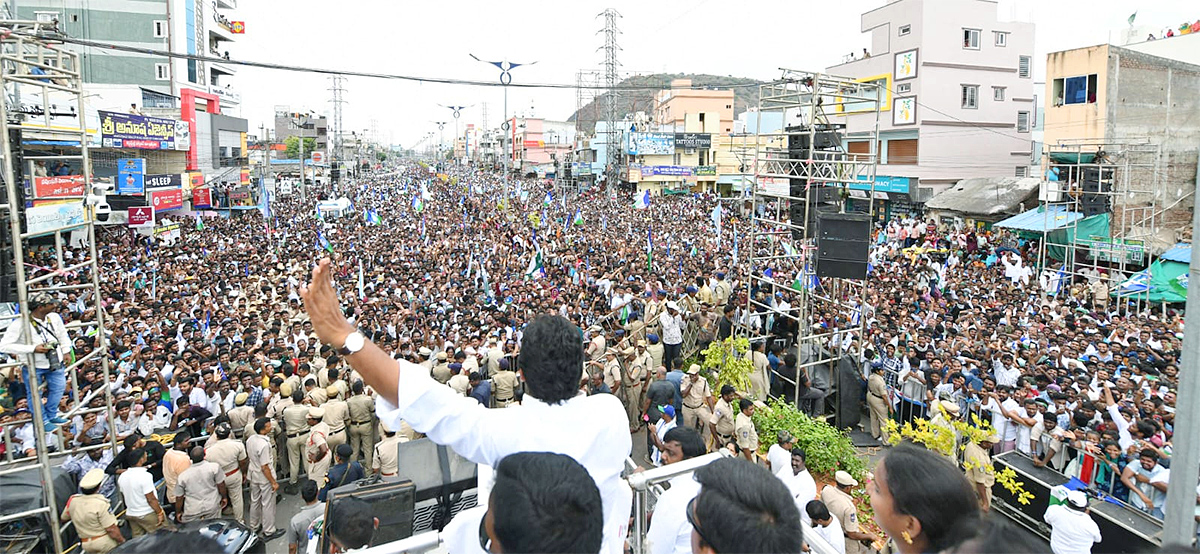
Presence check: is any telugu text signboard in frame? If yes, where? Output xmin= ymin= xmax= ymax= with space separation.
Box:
xmin=192 ymin=187 xmax=212 ymax=208
xmin=626 ymin=133 xmax=674 ymax=156
xmin=34 ymin=175 xmax=86 ymax=199
xmin=26 ymin=202 xmax=85 ymax=236
xmin=148 ymin=187 xmax=183 ymax=211
xmin=99 ymin=110 xmax=185 ymax=150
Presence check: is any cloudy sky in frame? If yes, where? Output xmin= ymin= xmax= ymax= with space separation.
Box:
xmin=229 ymin=0 xmax=1194 ymax=148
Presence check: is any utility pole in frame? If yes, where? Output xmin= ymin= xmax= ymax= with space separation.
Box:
xmin=439 ymin=104 xmax=472 ymax=165
xmin=329 ymin=75 xmax=346 ymax=180
xmin=1162 ymin=148 xmax=1200 ymax=544
xmin=598 ymin=8 xmax=623 ymax=194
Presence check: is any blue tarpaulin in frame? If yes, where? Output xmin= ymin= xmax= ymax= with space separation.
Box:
xmin=994 ymin=206 xmax=1083 ymax=233
xmin=1160 ymin=243 xmax=1192 ymax=264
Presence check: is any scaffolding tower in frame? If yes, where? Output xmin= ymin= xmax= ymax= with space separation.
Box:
xmin=1037 ymin=140 xmax=1165 ymax=313
xmin=0 ymin=20 xmax=115 ymax=554
xmin=740 ymin=70 xmax=881 ymax=413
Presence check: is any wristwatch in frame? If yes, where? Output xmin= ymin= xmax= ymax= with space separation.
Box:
xmin=337 ymin=331 xmax=366 ymax=356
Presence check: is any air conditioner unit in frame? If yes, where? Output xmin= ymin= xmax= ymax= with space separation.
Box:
xmin=685 ymin=148 xmax=696 ymax=155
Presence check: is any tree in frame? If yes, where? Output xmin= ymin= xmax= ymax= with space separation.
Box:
xmin=284 ymin=136 xmax=317 ymax=160
xmin=375 ymin=151 xmax=387 ymax=162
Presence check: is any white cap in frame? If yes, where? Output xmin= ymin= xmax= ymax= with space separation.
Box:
xmin=1067 ymin=490 xmax=1088 ymax=510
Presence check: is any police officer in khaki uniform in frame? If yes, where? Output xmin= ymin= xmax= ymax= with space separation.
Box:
xmin=322 ymin=387 xmax=350 ymax=455
xmin=205 ymin=423 xmax=248 ymax=524
xmin=64 ymin=469 xmax=124 ymax=553
xmin=226 ymin=393 xmax=254 ymax=439
xmin=175 ymin=446 xmax=228 ymax=523
xmin=417 ymin=347 xmax=434 ymax=373
xmin=681 ymin=364 xmax=714 ymax=432
xmin=346 ymin=381 xmax=375 ymax=465
xmin=709 ymin=385 xmax=738 ymax=447
xmin=734 ymin=399 xmax=759 ymax=462
xmin=431 ymin=352 xmax=451 ymax=383
xmin=821 ymin=471 xmax=881 ymax=554
xmin=247 ymin=417 xmax=285 ymax=541
xmin=305 ymin=407 xmax=332 ymax=486
xmin=372 ymin=423 xmax=405 ymax=478
xmin=491 ymin=358 xmax=520 ymax=407
xmin=303 ymin=378 xmax=327 ymax=406
xmin=625 ymin=342 xmax=651 ymax=428
xmin=282 ymin=389 xmax=311 ymax=493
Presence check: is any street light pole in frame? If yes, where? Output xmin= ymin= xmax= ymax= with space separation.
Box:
xmin=470 ymin=54 xmax=536 ymax=200
xmin=439 ymin=105 xmax=473 ymax=165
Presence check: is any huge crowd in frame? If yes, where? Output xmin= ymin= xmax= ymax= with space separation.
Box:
xmin=0 ymin=161 xmax=1194 ymax=554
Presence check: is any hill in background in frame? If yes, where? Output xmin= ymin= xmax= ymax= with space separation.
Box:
xmin=569 ymin=73 xmax=764 ymax=133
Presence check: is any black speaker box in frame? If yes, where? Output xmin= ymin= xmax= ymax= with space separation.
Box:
xmin=815 ymin=212 xmax=870 ymax=279
xmin=817 ymin=212 xmax=870 ymax=242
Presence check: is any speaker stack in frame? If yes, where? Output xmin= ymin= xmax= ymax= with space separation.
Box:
xmin=785 ymin=125 xmax=844 ymax=241
xmin=815 ymin=212 xmax=871 ymax=280
xmin=1079 ymin=166 xmax=1113 ymax=216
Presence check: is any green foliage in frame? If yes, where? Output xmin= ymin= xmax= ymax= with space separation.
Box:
xmin=283 ymin=136 xmax=317 ymax=160
xmin=699 ymin=338 xmax=753 ymax=396
xmin=752 ymin=398 xmax=866 ymax=481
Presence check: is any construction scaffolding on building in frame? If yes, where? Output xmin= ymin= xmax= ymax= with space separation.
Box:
xmin=740 ymin=70 xmax=881 ymax=416
xmin=1036 ymin=140 xmax=1165 ymax=313
xmin=0 ymin=20 xmax=115 ymax=554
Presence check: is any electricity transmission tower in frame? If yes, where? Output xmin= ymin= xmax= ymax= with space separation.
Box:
xmin=329 ymin=75 xmax=346 ymax=172
xmin=598 ymin=8 xmax=622 ymax=193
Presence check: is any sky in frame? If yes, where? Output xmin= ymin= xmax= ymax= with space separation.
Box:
xmin=228 ymin=0 xmax=1195 ymax=148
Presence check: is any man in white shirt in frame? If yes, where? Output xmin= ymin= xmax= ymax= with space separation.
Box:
xmin=658 ymin=301 xmax=685 ymax=367
xmin=766 ymin=431 xmax=795 ymax=477
xmin=117 ymin=448 xmax=166 ymax=536
xmin=1044 ymin=490 xmax=1101 ymax=554
xmin=301 ymin=262 xmax=632 ymax=554
xmin=0 ymin=294 xmax=72 ymax=430
xmin=648 ymin=406 xmax=678 ymax=466
xmin=806 ymin=500 xmax=846 ymax=554
xmin=783 ymin=447 xmax=818 ymax=526
xmin=646 ymin=427 xmax=706 ymax=554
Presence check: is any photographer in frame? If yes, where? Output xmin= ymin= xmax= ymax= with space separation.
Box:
xmin=1 ymin=293 xmax=73 ymax=431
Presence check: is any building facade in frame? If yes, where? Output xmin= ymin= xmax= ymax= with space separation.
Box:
xmin=273 ymin=110 xmax=329 ymax=155
xmin=825 ymin=0 xmax=1035 ymax=216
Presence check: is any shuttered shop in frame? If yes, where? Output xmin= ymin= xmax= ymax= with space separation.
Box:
xmin=887 ymin=139 xmax=918 ymax=165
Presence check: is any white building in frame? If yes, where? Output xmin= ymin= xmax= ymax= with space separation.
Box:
xmin=825 ymin=0 xmax=1036 ymax=216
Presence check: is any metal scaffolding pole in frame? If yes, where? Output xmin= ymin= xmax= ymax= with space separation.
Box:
xmin=738 ymin=70 xmax=881 ymax=414
xmin=0 ymin=20 xmax=115 ymax=554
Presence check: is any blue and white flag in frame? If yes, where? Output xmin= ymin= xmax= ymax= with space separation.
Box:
xmin=635 ymin=190 xmax=650 ymax=210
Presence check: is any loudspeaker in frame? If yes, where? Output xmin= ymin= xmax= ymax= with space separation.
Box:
xmin=322 ymin=478 xmax=417 ymax=553
xmin=786 ymin=126 xmax=841 ymax=152
xmin=816 ymin=212 xmax=870 ymax=279
xmin=1081 ymin=167 xmax=1114 ymax=192
xmin=0 ymin=221 xmax=13 ymax=303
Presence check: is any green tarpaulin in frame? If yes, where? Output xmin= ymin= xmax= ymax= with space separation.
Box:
xmin=1119 ymin=260 xmax=1189 ymax=303
xmin=1048 ymin=152 xmax=1098 ymax=164
xmin=1046 ymin=212 xmax=1111 ymax=262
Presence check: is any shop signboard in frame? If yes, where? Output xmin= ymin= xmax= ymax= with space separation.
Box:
xmin=99 ymin=110 xmax=184 ymax=150
xmin=148 ymin=186 xmax=183 ymax=211
xmin=674 ymin=133 xmax=712 ymax=149
xmin=640 ymin=165 xmax=694 ymax=177
xmin=695 ymin=165 xmax=717 ymax=176
xmin=26 ymin=202 xmax=85 ymax=236
xmin=626 ymin=133 xmax=674 ymax=156
xmin=127 ymin=206 xmax=155 ymax=227
xmin=117 ymin=158 xmax=146 ymax=195
xmin=34 ymin=175 xmax=86 ymax=198
xmin=192 ymin=187 xmax=213 ymax=208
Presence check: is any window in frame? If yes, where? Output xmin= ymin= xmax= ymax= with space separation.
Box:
xmin=993 ymin=86 xmax=1005 ymax=101
xmin=963 ymin=28 xmax=980 ymax=49
xmin=897 ymin=83 xmax=911 ymax=93
xmin=1018 ymin=56 xmax=1031 ymax=78
xmin=899 ymin=24 xmax=911 ymax=36
xmin=153 ymin=20 xmax=168 ymax=38
xmin=1053 ymin=74 xmax=1098 ymax=105
xmin=1015 ymin=166 xmax=1028 ymax=178
xmin=887 ymin=139 xmax=919 ymax=165
xmin=994 ymin=31 xmax=1008 ymax=47
xmin=725 ymin=105 xmax=731 ymax=109
xmin=1017 ymin=111 xmax=1030 ymax=132
xmin=961 ymin=85 xmax=979 ymax=109
xmin=154 ymin=63 xmax=169 ymax=81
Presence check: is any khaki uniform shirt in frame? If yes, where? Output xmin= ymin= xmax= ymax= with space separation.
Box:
xmin=821 ymin=486 xmax=865 ymax=554
xmin=647 ymin=343 xmax=665 ymax=373
xmin=602 ymin=359 xmax=623 ymax=390
xmin=330 ymin=379 xmax=349 ymax=401
xmin=630 ymin=352 xmax=651 ymax=383
xmin=176 ymin=460 xmax=224 ymax=519
xmin=347 ymin=395 xmax=375 ymax=426
xmin=323 ymin=399 xmax=350 ymax=432
xmin=492 ymin=371 xmax=519 ymax=401
xmin=66 ymin=493 xmax=117 ymax=540
xmin=306 ymin=422 xmax=331 ymax=465
xmin=713 ymin=280 xmax=732 ymax=306
xmin=431 ymin=362 xmax=452 ymax=384
xmin=964 ymin=441 xmax=995 ymax=505
xmin=682 ymin=376 xmax=712 ymax=408
xmin=282 ymin=405 xmax=310 ymax=437
xmin=246 ymin=433 xmax=274 ymax=484
xmin=205 ymin=438 xmax=246 ymax=476
xmin=283 ymin=375 xmax=301 ymax=395
xmin=735 ymin=412 xmax=758 ymax=452
xmin=372 ymin=435 xmax=404 ymax=475
xmin=227 ymin=406 xmax=254 ymax=436
xmin=305 ymin=386 xmax=328 ymax=406
xmin=710 ymin=398 xmax=736 ymax=437
xmin=699 ymin=285 xmax=715 ymax=306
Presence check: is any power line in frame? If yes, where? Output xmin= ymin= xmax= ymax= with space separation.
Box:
xmin=20 ymin=30 xmax=762 ymax=92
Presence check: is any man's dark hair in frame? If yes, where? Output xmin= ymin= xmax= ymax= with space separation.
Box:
xmin=328 ymin=367 xmax=339 ymax=380
xmin=692 ymin=457 xmax=803 ymax=553
xmin=663 ymin=427 xmax=706 ymax=459
xmin=516 ymin=316 xmax=583 ymax=404
xmin=123 ymin=434 xmax=141 ymax=449
xmin=491 ymin=452 xmax=602 ymax=554
xmin=111 ymin=529 xmax=225 ymax=554
xmin=738 ymin=398 xmax=754 ymax=413
xmin=352 ymin=380 xmax=364 ymax=394
xmin=327 ymin=497 xmax=375 ymax=550
xmin=300 ymin=479 xmax=319 ymax=503
xmin=127 ymin=448 xmax=146 ymax=465
xmin=805 ymin=499 xmax=831 ymax=523
xmin=253 ymin=417 xmax=270 ymax=434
